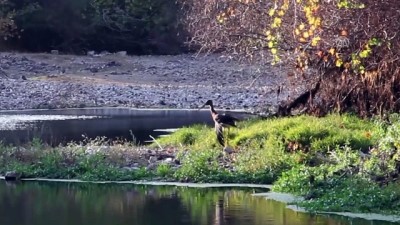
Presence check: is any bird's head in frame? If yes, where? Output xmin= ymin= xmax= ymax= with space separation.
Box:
xmin=199 ymin=100 xmax=213 ymax=110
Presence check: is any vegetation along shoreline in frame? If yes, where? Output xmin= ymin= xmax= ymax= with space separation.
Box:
xmin=1 ymin=114 xmax=400 ymax=218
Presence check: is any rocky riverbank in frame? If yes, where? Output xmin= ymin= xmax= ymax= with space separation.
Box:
xmin=0 ymin=52 xmax=302 ymax=114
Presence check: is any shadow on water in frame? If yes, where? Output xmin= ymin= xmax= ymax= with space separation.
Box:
xmin=0 ymin=181 xmax=395 ymax=225
xmin=0 ymin=108 xmax=253 ymax=146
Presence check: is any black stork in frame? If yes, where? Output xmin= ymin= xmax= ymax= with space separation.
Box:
xmin=200 ymin=100 xmax=239 ymax=147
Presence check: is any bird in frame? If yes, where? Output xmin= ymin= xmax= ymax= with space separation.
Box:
xmin=199 ymin=100 xmax=239 ymax=147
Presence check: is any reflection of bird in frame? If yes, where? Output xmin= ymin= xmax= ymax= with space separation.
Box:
xmin=200 ymin=100 xmax=239 ymax=147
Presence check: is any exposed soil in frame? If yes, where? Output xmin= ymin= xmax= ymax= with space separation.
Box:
xmin=0 ymin=51 xmax=304 ymax=114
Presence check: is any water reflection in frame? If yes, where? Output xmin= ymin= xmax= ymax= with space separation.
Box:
xmin=0 ymin=181 xmax=395 ymax=225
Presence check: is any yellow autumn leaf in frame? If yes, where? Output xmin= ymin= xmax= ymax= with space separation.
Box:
xmin=299 ymin=23 xmax=305 ymax=30
xmin=311 ymin=36 xmax=321 ymax=46
xmin=272 ymin=17 xmax=282 ymax=28
xmin=352 ymin=59 xmax=361 ymax=66
xmin=308 ymin=17 xmax=315 ymax=25
xmin=359 ymin=49 xmax=371 ymax=58
xmin=273 ymin=54 xmax=280 ymax=62
xmin=278 ymin=10 xmax=285 ymax=16
xmin=271 ymin=48 xmax=278 ymax=54
xmin=359 ymin=66 xmax=365 ymax=74
xmin=304 ymin=7 xmax=311 ymax=15
xmin=303 ymin=32 xmax=310 ymax=38
xmin=329 ymin=48 xmax=335 ymax=55
xmin=314 ymin=18 xmax=321 ymax=27
xmin=295 ymin=29 xmax=300 ymax=36
xmin=268 ymin=9 xmax=275 ymax=16
xmin=335 ymin=58 xmax=343 ymax=67
xmin=268 ymin=41 xmax=274 ymax=48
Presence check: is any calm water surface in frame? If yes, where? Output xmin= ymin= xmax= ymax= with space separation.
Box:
xmin=0 ymin=108 xmax=252 ymax=145
xmin=0 ymin=181 xmax=395 ymax=225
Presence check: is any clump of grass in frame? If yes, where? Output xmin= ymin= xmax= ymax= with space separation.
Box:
xmin=156 ymin=163 xmax=174 ymax=178
xmin=232 ymin=114 xmax=377 ymax=153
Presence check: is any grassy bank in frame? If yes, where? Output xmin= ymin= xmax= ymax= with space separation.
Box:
xmin=1 ymin=114 xmax=400 ymax=215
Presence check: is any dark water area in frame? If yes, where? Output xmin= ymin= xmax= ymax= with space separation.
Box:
xmin=0 ymin=181 xmax=395 ymax=225
xmin=0 ymin=108 xmax=252 ymax=146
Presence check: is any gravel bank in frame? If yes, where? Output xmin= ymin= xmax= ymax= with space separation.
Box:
xmin=0 ymin=52 xmax=300 ymax=114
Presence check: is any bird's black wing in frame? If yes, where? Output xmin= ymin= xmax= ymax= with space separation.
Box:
xmin=215 ymin=114 xmax=239 ymax=127
xmin=215 ymin=122 xmax=224 ymax=146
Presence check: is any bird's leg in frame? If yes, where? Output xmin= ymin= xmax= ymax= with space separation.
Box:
xmin=226 ymin=127 xmax=230 ymax=146
xmin=223 ymin=128 xmax=232 ymax=162
xmin=221 ymin=128 xmax=226 ymax=147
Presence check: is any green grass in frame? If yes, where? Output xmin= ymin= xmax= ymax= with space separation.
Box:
xmin=232 ymin=114 xmax=377 ymax=152
xmin=299 ymin=177 xmax=400 ymax=215
xmin=154 ymin=124 xmax=219 ymax=149
xmin=156 ymin=113 xmax=378 ymax=181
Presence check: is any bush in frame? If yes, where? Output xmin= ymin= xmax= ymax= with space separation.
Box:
xmin=362 ymin=118 xmax=400 ymax=183
xmin=0 ymin=0 xmax=18 ymax=40
xmin=2 ymin=0 xmax=186 ymax=54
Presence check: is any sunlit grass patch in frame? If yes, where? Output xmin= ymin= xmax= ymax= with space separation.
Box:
xmin=156 ymin=125 xmax=208 ymax=144
xmin=232 ymin=114 xmax=377 ymax=153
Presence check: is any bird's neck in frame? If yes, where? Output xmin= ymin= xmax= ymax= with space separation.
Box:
xmin=209 ymin=104 xmax=218 ymax=115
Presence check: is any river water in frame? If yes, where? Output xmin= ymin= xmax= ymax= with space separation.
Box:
xmin=0 ymin=181 xmax=396 ymax=225
xmin=0 ymin=107 xmax=251 ymax=145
